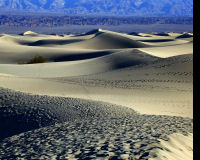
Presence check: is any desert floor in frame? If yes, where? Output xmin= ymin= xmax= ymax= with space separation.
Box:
xmin=0 ymin=29 xmax=193 ymax=160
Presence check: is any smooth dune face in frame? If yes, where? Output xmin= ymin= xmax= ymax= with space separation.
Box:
xmin=140 ymin=41 xmax=193 ymax=58
xmin=0 ymin=29 xmax=193 ymax=159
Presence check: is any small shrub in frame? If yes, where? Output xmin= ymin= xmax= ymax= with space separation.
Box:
xmin=27 ymin=55 xmax=47 ymax=64
xmin=18 ymin=55 xmax=48 ymax=64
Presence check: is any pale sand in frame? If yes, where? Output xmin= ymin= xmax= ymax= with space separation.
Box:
xmin=150 ymin=133 xmax=193 ymax=160
xmin=0 ymin=29 xmax=193 ymax=159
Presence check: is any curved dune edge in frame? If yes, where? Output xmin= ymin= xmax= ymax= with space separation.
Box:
xmin=150 ymin=133 xmax=193 ymax=160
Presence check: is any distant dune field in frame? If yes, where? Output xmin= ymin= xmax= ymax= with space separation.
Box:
xmin=0 ymin=29 xmax=193 ymax=160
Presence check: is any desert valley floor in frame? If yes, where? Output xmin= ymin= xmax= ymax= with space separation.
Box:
xmin=0 ymin=29 xmax=193 ymax=159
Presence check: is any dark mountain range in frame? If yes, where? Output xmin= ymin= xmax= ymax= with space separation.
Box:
xmin=0 ymin=0 xmax=193 ymax=17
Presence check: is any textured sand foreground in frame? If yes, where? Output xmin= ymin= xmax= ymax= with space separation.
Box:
xmin=0 ymin=29 xmax=193 ymax=159
xmin=0 ymin=88 xmax=193 ymax=159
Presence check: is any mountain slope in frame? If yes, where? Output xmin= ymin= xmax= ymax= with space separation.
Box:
xmin=0 ymin=0 xmax=193 ymax=16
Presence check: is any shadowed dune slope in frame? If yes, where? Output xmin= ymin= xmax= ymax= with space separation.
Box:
xmin=0 ymin=30 xmax=149 ymax=50
xmin=52 ymin=54 xmax=193 ymax=91
xmin=139 ymin=39 xmax=174 ymax=43
xmin=154 ymin=32 xmax=170 ymax=36
xmin=68 ymin=32 xmax=150 ymax=49
xmin=0 ymin=49 xmax=116 ymax=64
xmin=20 ymin=39 xmax=84 ymax=46
xmin=0 ymin=49 xmax=159 ymax=78
xmin=128 ymin=32 xmax=141 ymax=36
xmin=0 ymin=36 xmax=117 ymax=63
xmin=80 ymin=54 xmax=193 ymax=80
xmin=0 ymin=34 xmax=53 ymax=46
xmin=176 ymin=33 xmax=193 ymax=39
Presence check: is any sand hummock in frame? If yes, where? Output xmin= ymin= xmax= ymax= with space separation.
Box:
xmin=0 ymin=29 xmax=193 ymax=159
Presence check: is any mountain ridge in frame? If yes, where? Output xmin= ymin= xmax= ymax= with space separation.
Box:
xmin=0 ymin=0 xmax=193 ymax=17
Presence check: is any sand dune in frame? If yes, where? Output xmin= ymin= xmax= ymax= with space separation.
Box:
xmin=0 ymin=29 xmax=193 ymax=159
xmin=0 ymin=49 xmax=159 ymax=77
xmin=66 ymin=31 xmax=150 ymax=49
xmin=23 ymin=39 xmax=83 ymax=46
xmin=0 ymin=41 xmax=116 ymax=64
xmin=75 ymin=54 xmax=193 ymax=82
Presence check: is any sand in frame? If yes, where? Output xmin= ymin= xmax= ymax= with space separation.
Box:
xmin=150 ymin=133 xmax=193 ymax=160
xmin=0 ymin=88 xmax=193 ymax=159
xmin=0 ymin=29 xmax=193 ymax=159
